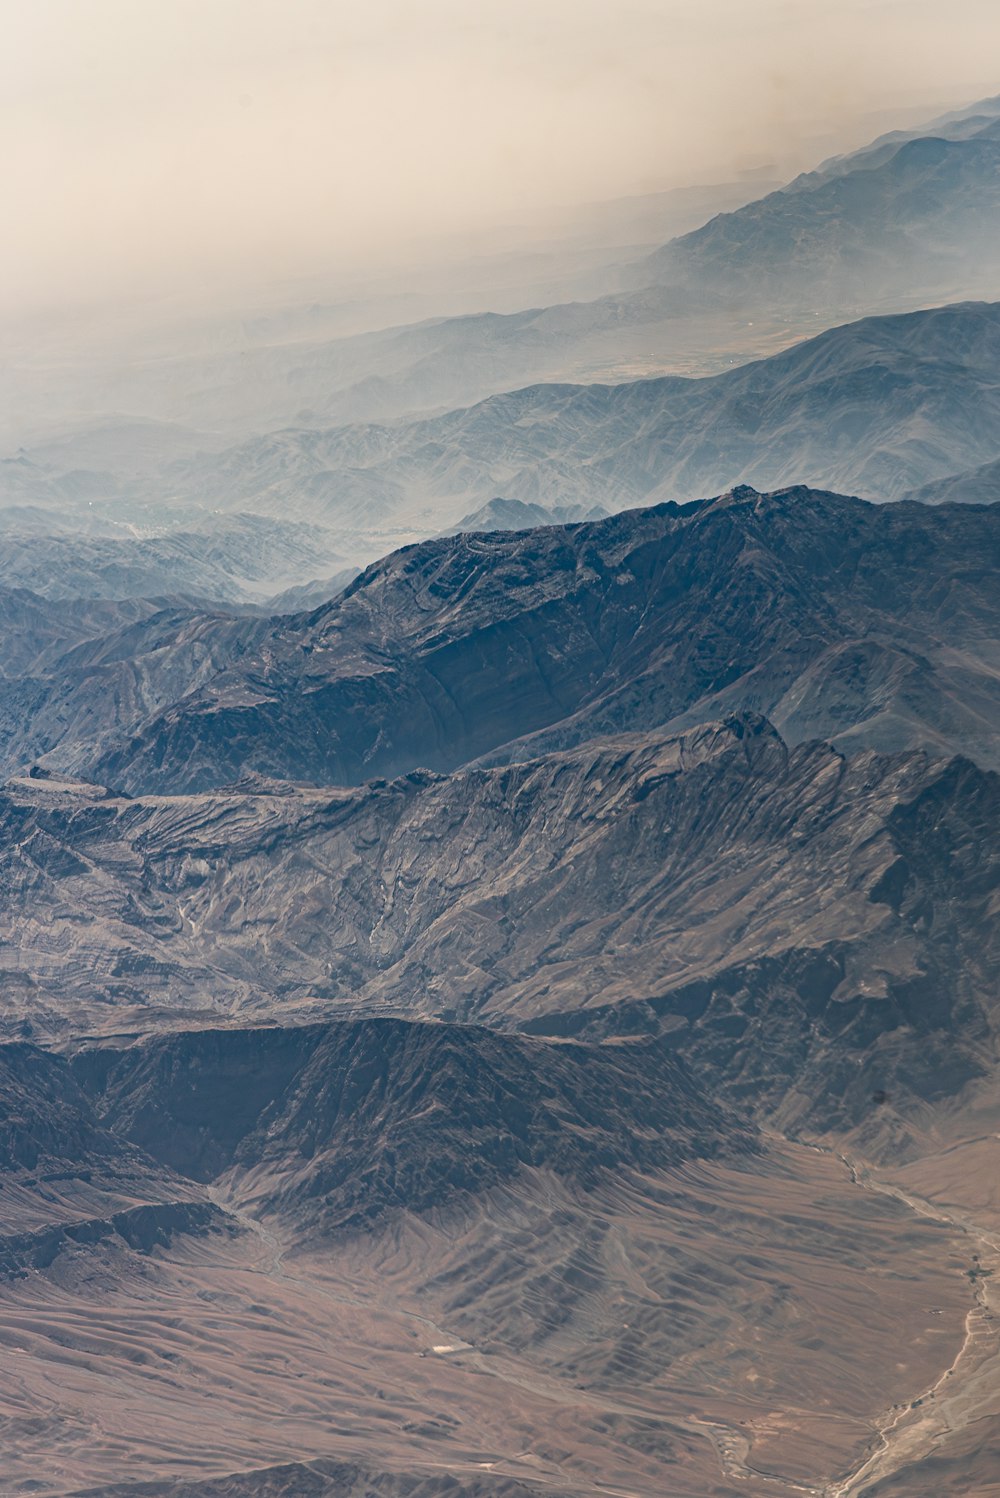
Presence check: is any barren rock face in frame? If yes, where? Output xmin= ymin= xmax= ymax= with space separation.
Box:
xmin=1 ymin=710 xmax=996 ymax=1149
xmin=0 ymin=487 xmax=997 ymax=1497
xmin=70 ymin=1018 xmax=755 ymax=1236
xmin=1 ymin=485 xmax=993 ymax=796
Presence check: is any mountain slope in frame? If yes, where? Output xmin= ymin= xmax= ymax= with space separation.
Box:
xmin=38 ymin=486 xmax=998 ymax=796
xmin=2 ymin=714 xmax=996 ymax=1158
xmin=0 ymin=1039 xmax=222 ymax=1278
xmin=0 ymin=590 xmax=170 ymax=679
xmin=2 ymin=743 xmax=993 ymax=1489
xmin=0 ymin=600 xmax=269 ymax=784
xmin=642 ymin=116 xmax=1000 ymax=304
xmin=73 ymin=1018 xmax=753 ymax=1237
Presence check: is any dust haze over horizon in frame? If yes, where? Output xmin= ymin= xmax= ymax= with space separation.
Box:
xmin=3 ymin=0 xmax=1000 ymax=325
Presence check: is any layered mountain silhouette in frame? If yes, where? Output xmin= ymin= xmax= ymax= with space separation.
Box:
xmin=8 ymin=295 xmax=1000 ymax=596
xmin=3 ymin=92 xmax=1000 ymax=1498
xmin=6 ymin=98 xmax=1000 ymax=471
xmin=78 ymin=299 xmax=1000 ymax=560
xmin=905 ymin=454 xmax=1000 ymax=505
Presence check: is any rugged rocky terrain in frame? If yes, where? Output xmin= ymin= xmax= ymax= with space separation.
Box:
xmin=71 ymin=1019 xmax=755 ymax=1234
xmin=0 ymin=482 xmax=997 ymax=1494
xmin=35 ymin=486 xmax=995 ymax=793
xmin=0 ymin=1038 xmax=224 ymax=1278
xmin=0 ymin=716 xmax=996 ymax=1163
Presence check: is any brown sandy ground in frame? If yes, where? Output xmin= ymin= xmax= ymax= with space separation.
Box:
xmin=0 ymin=1136 xmax=977 ymax=1498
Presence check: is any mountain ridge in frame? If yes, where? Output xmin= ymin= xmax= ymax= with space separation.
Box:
xmin=59 ymin=486 xmax=1000 ymax=795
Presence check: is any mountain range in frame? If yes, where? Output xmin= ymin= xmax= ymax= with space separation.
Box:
xmin=33 ymin=485 xmax=996 ymax=794
xmin=2 ymin=711 xmax=994 ymax=1162
xmin=5 ymin=95 xmax=1000 ymax=481
xmin=3 ymin=87 xmax=1000 ymax=1498
xmin=0 ymin=484 xmax=997 ymax=1496
xmin=7 ymin=299 xmax=999 ymax=576
xmin=155 ymin=299 xmax=1000 ymax=552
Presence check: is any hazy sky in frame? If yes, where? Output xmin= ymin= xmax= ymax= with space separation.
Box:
xmin=3 ymin=0 xmax=999 ymax=315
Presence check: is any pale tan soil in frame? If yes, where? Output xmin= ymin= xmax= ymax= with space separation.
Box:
xmin=813 ymin=1134 xmax=1000 ymax=1496
xmin=0 ymin=1139 xmax=976 ymax=1498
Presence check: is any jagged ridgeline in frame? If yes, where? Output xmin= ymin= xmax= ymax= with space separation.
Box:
xmin=0 ymin=709 xmax=994 ymax=1153
xmin=3 ymin=484 xmax=991 ymax=793
xmin=0 ymin=488 xmax=993 ymax=1143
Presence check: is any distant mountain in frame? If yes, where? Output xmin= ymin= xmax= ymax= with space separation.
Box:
xmin=142 ymin=301 xmax=1000 ymax=549
xmin=905 ymin=455 xmax=1000 ymax=505
xmin=0 ymin=511 xmax=343 ymax=605
xmin=640 ymin=114 xmax=1000 ymax=306
xmin=262 ymin=565 xmax=360 ymax=613
xmin=783 ymin=93 xmax=1000 ymax=192
xmin=7 ymin=296 xmax=997 ymax=637
xmin=1 ymin=178 xmax=780 ymax=455
xmin=0 ymin=418 xmax=223 ymax=514
xmin=445 ymin=497 xmax=609 ymax=535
